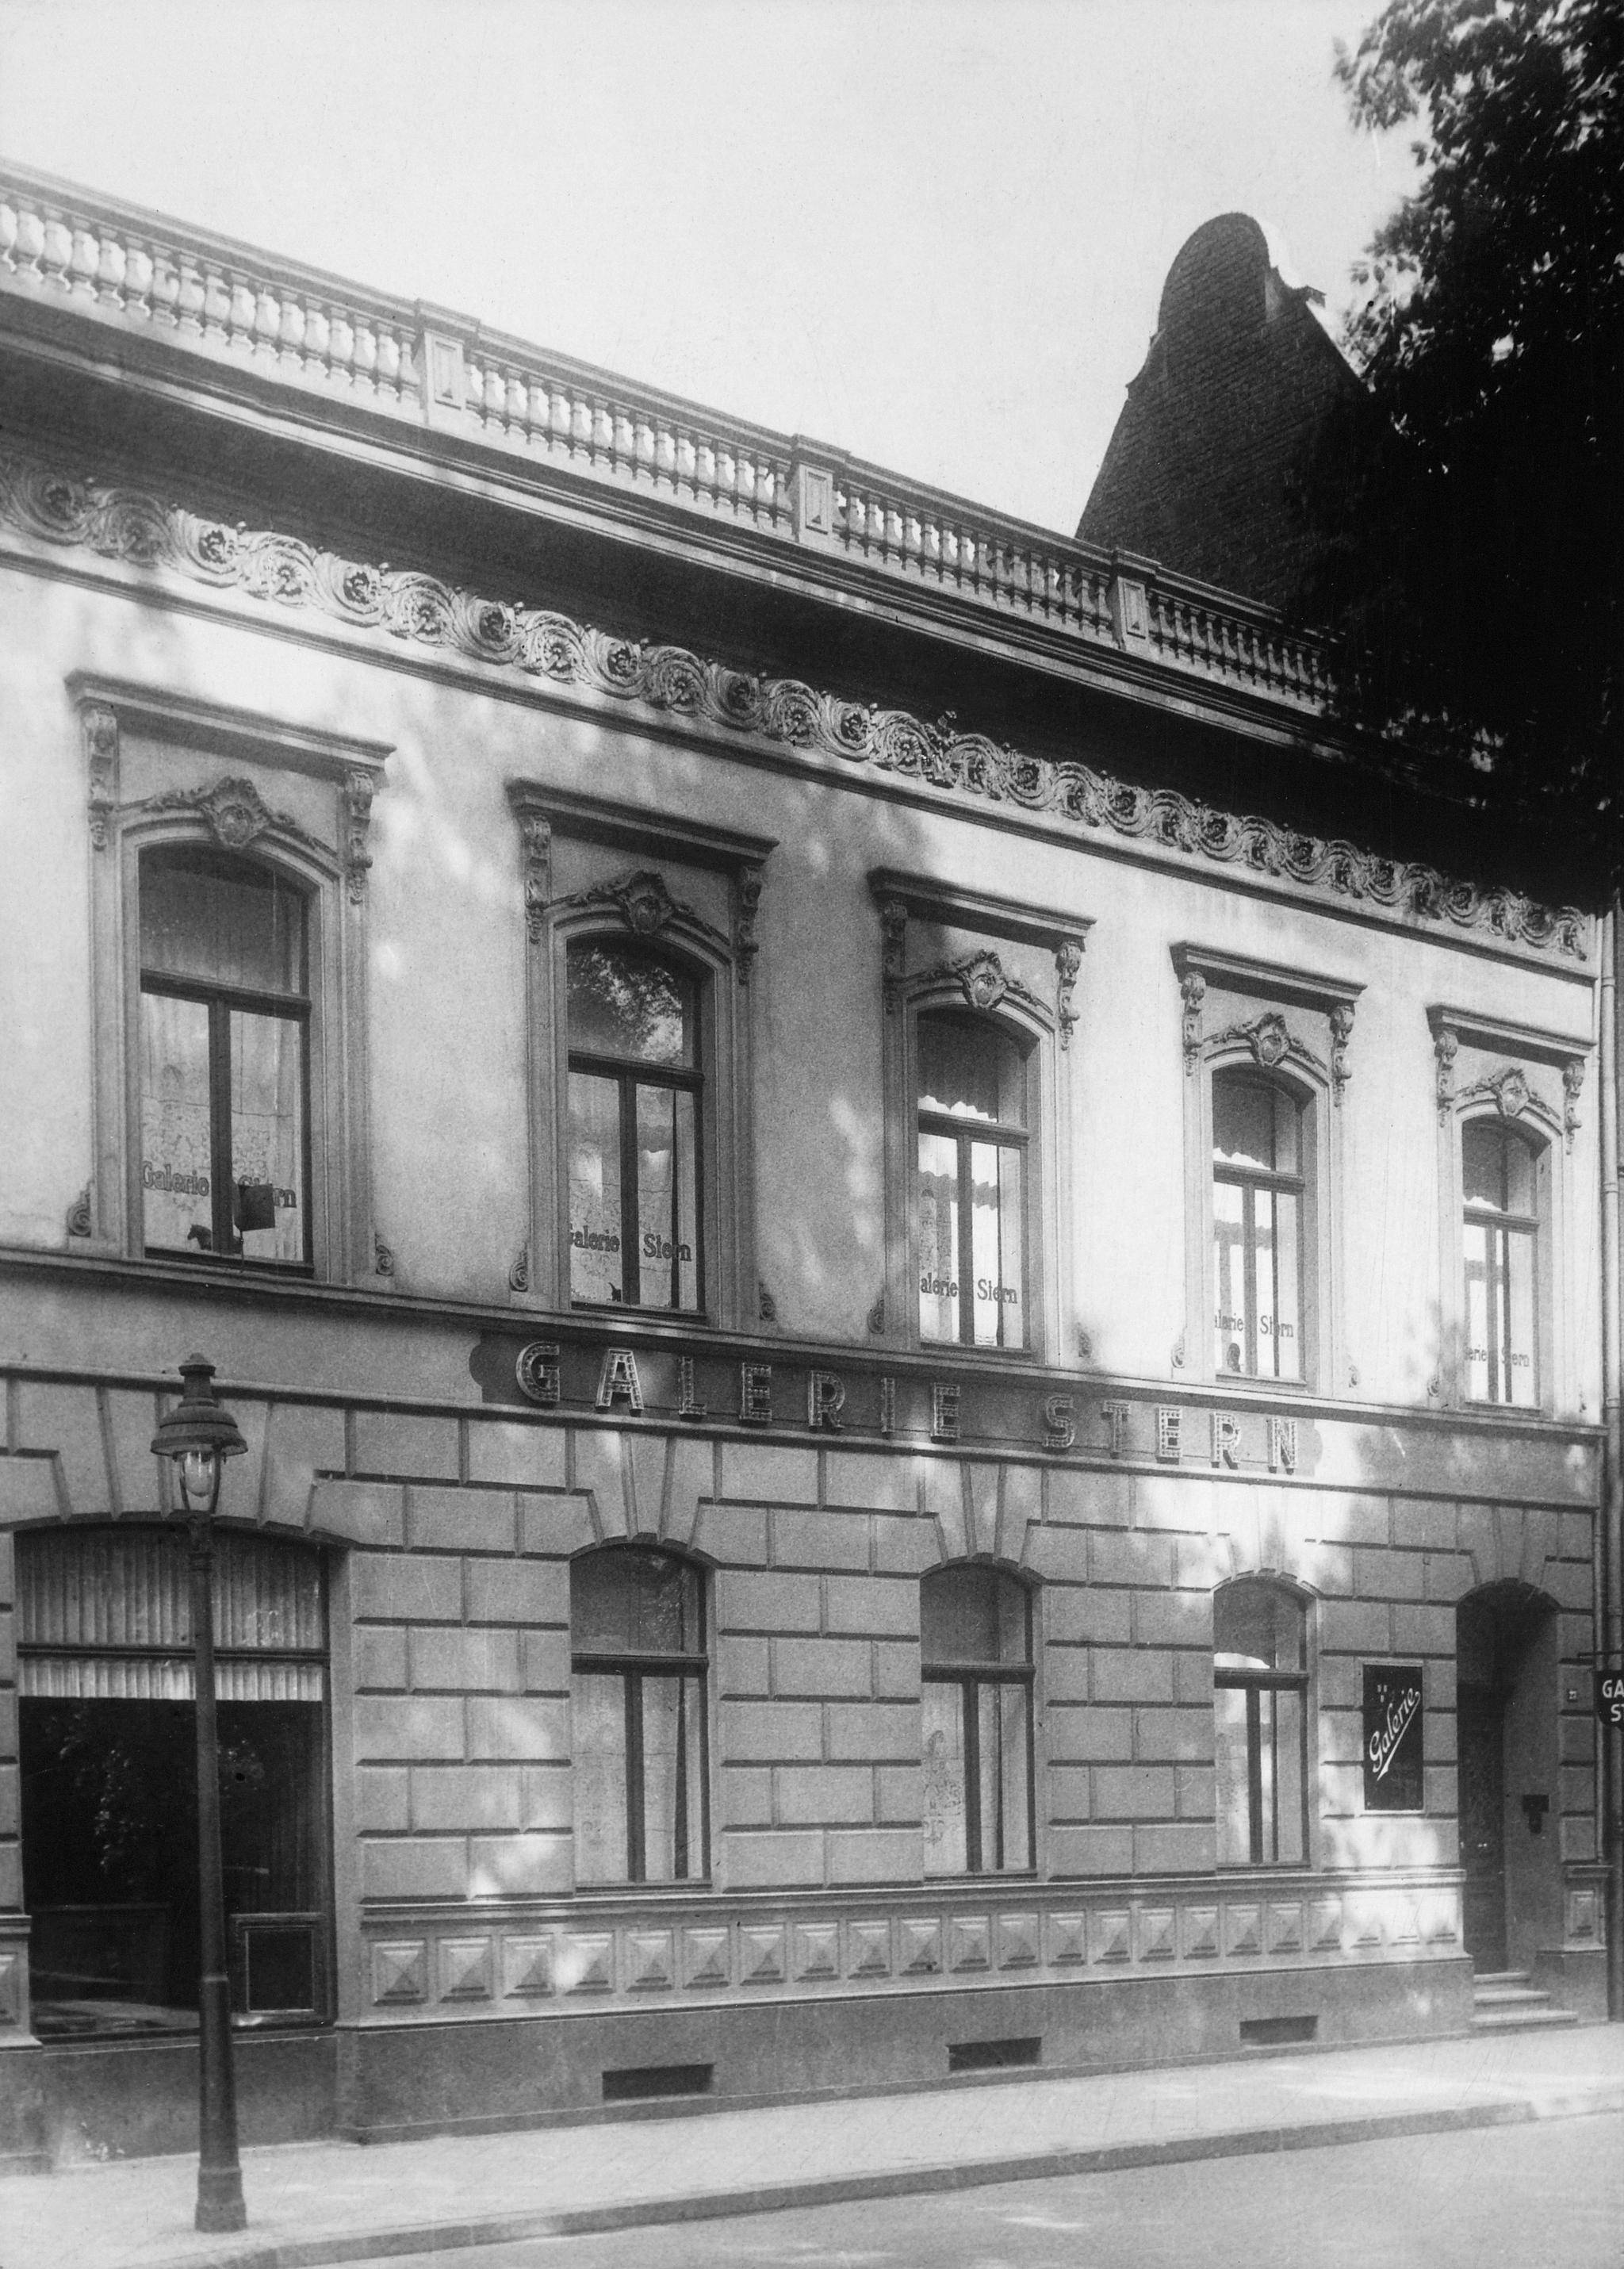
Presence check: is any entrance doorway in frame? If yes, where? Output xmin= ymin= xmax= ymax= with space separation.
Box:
xmin=1455 ymin=1584 xmax=1559 ymax=1975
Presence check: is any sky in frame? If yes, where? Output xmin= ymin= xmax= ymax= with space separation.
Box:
xmin=0 ymin=0 xmax=1416 ymax=533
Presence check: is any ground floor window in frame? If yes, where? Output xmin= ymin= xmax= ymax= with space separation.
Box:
xmin=570 ymin=1545 xmax=709 ymax=1884
xmin=1214 ymin=1578 xmax=1308 ymax=1866
xmin=17 ymin=1525 xmax=329 ymax=2038
xmin=921 ymin=1562 xmax=1034 ymax=1876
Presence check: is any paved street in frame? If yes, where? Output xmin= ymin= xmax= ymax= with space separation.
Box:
xmin=385 ymin=2113 xmax=1624 ymax=2269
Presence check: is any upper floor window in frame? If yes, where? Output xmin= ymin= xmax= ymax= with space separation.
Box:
xmin=916 ymin=1013 xmax=1029 ymax=1350
xmin=566 ymin=941 xmax=703 ymax=1313
xmin=570 ymin=1546 xmax=709 ymax=1885
xmin=921 ymin=1563 xmax=1034 ymax=1876
xmin=139 ymin=846 xmax=312 ymax=1269
xmin=1214 ymin=1579 xmax=1308 ymax=1867
xmin=1462 ymin=1119 xmax=1540 ymax=1406
xmin=1212 ymin=1071 xmax=1304 ymax=1382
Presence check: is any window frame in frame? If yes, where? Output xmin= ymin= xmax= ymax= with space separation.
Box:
xmin=870 ymin=871 xmax=1086 ymax=1362
xmin=1429 ymin=1006 xmax=1586 ymax=1416
xmin=564 ymin=938 xmax=707 ymax=1316
xmin=569 ymin=1543 xmax=712 ymax=1888
xmin=1212 ymin=1576 xmax=1312 ymax=1871
xmin=508 ymin=784 xmax=774 ymax=1332
xmin=1210 ymin=1068 xmax=1308 ymax=1384
xmin=920 ymin=1562 xmax=1036 ymax=1879
xmin=1461 ymin=1117 xmax=1542 ymax=1408
xmin=1174 ymin=946 xmax=1359 ymax=1396
xmin=136 ymin=845 xmax=316 ymax=1272
xmin=914 ymin=1008 xmax=1034 ymax=1353
xmin=74 ymin=679 xmax=385 ymax=1284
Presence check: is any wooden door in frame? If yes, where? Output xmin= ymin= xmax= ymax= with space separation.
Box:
xmin=1457 ymin=1683 xmax=1507 ymax=1972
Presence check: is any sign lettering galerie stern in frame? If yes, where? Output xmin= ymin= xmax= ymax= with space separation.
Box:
xmin=497 ymin=1336 xmax=1305 ymax=1473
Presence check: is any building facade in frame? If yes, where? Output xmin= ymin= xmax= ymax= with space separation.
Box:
xmin=0 ymin=166 xmax=1611 ymax=2166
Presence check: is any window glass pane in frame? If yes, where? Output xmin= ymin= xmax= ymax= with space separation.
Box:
xmin=640 ymin=1676 xmax=705 ymax=1882
xmin=1269 ymin=1688 xmax=1306 ymax=1864
xmin=977 ymin=1681 xmax=1032 ymax=1872
xmin=635 ymin=1083 xmax=699 ymax=1311
xmin=922 ymin=1566 xmax=1028 ymax=1666
xmin=917 ymin=1127 xmax=960 ymax=1341
xmin=571 ymin=1672 xmax=628 ymax=1884
xmin=1503 ymin=1133 xmax=1537 ymax=1218
xmin=567 ymin=943 xmax=693 ymax=1067
xmin=1212 ymin=1178 xmax=1247 ymax=1374
xmin=230 ymin=1010 xmax=304 ymax=1263
xmin=1213 ymin=1076 xmax=1275 ymax=1170
xmin=1464 ymin=1118 xmax=1541 ymax=1214
xmin=140 ymin=849 xmax=304 ymax=995
xmin=1266 ymin=1186 xmax=1301 ymax=1381
xmin=140 ymin=991 xmax=213 ymax=1251
xmin=970 ymin=1140 xmax=1024 ymax=1350
xmin=917 ymin=1016 xmax=1024 ymax=1127
xmin=572 ymin=1550 xmax=701 ymax=1658
xmin=1506 ymin=1225 xmax=1537 ymax=1405
xmin=921 ymin=1681 xmax=967 ymax=1876
xmin=1214 ymin=1582 xmax=1302 ymax=1671
xmin=1464 ymin=1219 xmax=1492 ymax=1400
xmin=1215 ymin=1685 xmax=1252 ymax=1865
xmin=568 ymin=1071 xmax=624 ymax=1302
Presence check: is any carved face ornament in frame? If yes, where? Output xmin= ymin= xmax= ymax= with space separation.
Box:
xmin=615 ymin=870 xmax=676 ymax=937
xmin=1494 ymin=1067 xmax=1530 ymax=1119
xmin=1250 ymin=1012 xmax=1290 ymax=1070
xmin=958 ymin=950 xmax=1008 ymax=1012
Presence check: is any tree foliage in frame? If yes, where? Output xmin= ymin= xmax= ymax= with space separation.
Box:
xmin=1300 ymin=0 xmax=1623 ymax=902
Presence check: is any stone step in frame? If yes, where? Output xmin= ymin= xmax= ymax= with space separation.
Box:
xmin=1471 ymin=2004 xmax=1580 ymax=2032
xmin=1472 ymin=1969 xmax=1531 ymax=1988
xmin=1473 ymin=1983 xmax=1552 ymax=2008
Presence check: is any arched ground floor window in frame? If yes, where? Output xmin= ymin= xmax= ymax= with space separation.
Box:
xmin=17 ymin=1524 xmax=330 ymax=2038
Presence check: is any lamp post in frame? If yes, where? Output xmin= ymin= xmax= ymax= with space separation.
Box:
xmin=151 ymin=1354 xmax=249 ymax=2234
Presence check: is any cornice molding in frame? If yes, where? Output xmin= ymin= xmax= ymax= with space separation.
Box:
xmin=0 ymin=444 xmax=1590 ymax=966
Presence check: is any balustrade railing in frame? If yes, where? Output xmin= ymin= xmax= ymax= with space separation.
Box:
xmin=0 ymin=162 xmax=1329 ymax=708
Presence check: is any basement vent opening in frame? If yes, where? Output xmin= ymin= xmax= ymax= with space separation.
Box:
xmin=1239 ymin=2016 xmax=1318 ymax=2046
xmin=601 ymin=2062 xmax=715 ymax=2102
xmin=948 ymin=2036 xmax=1042 ymax=2073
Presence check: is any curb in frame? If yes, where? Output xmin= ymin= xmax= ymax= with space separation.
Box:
xmin=140 ymin=2080 xmax=1624 ymax=2269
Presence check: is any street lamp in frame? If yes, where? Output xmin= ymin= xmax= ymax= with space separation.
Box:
xmin=151 ymin=1354 xmax=249 ymax=2234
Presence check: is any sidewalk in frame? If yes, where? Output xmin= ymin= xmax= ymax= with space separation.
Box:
xmin=5 ymin=2025 xmax=1622 ymax=2269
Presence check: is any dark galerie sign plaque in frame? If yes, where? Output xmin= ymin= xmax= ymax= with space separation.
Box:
xmin=1363 ymin=1664 xmax=1424 ymax=1811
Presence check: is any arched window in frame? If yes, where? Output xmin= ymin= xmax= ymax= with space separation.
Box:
xmin=916 ymin=1013 xmax=1029 ymax=1349
xmin=1214 ymin=1580 xmax=1308 ymax=1866
xmin=1461 ymin=1120 xmax=1540 ymax=1406
xmin=570 ymin=1547 xmax=708 ymax=1884
xmin=921 ymin=1564 xmax=1034 ymax=1875
xmin=1212 ymin=1071 xmax=1304 ymax=1381
xmin=17 ymin=1525 xmax=330 ymax=2035
xmin=139 ymin=845 xmax=311 ymax=1267
xmin=565 ymin=941 xmax=702 ymax=1313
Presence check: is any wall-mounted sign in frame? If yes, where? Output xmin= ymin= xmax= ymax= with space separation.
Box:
xmin=1596 ymin=1668 xmax=1624 ymax=1730
xmin=1363 ymin=1664 xmax=1424 ymax=1811
xmin=478 ymin=1333 xmax=1316 ymax=1477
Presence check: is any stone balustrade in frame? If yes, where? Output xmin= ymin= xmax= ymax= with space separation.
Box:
xmin=0 ymin=161 xmax=1330 ymax=708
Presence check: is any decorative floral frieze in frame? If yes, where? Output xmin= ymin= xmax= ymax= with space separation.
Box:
xmin=0 ymin=447 xmax=1588 ymax=962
